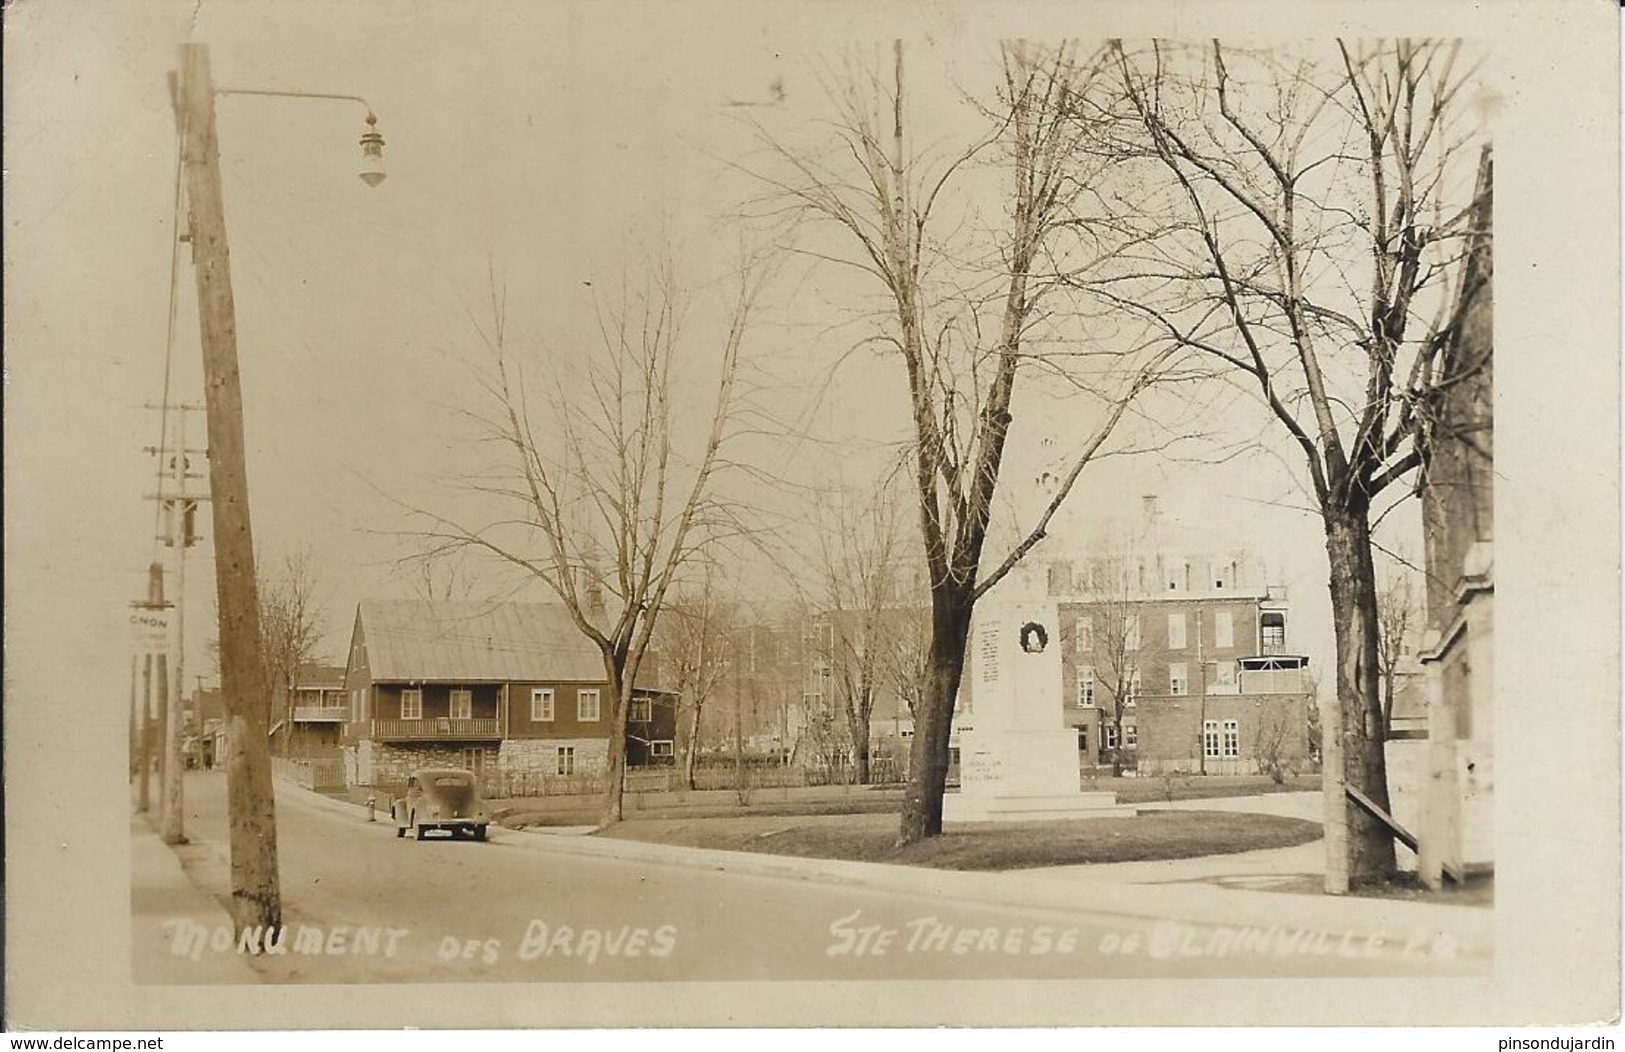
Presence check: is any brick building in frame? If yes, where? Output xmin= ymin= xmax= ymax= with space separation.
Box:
xmin=1045 ymin=540 xmax=1313 ymax=776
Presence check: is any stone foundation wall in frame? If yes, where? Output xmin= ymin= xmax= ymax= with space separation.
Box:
xmin=500 ymin=738 xmax=609 ymax=776
xmin=354 ymin=740 xmax=475 ymax=787
xmin=348 ymin=737 xmax=614 ymax=786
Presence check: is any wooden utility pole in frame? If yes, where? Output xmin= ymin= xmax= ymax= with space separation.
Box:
xmin=149 ymin=404 xmax=205 ymax=846
xmin=128 ymin=656 xmax=138 ymax=785
xmin=138 ymin=654 xmax=153 ymax=812
xmin=178 ymin=42 xmax=281 ymax=934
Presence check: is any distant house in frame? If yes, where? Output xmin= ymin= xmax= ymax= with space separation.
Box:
xmin=271 ymin=662 xmax=347 ymax=758
xmin=341 ymin=600 xmax=677 ymax=788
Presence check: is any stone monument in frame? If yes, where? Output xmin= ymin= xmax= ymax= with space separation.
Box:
xmin=944 ymin=586 xmax=1133 ymax=824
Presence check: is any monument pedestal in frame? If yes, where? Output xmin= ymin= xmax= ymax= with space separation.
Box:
xmin=944 ymin=596 xmax=1136 ymax=825
xmin=945 ymin=728 xmax=1133 ymax=823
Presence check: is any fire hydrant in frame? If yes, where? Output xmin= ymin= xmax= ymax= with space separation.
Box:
xmin=366 ymin=795 xmax=377 ymax=822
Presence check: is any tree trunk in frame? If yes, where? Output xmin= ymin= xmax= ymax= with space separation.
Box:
xmin=1111 ymin=707 xmax=1123 ymax=777
xmin=899 ymin=591 xmax=973 ymax=844
xmin=684 ymin=699 xmax=703 ymax=791
xmin=597 ymin=656 xmax=628 ymax=827
xmin=1324 ymin=507 xmax=1397 ymax=883
xmin=845 ymin=690 xmax=873 ymax=786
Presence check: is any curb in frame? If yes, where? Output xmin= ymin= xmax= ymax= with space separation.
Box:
xmin=278 ymin=781 xmax=1492 ymax=959
xmin=502 ymin=823 xmax=1491 ymax=952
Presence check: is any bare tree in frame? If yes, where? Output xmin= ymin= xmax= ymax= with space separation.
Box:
xmin=257 ymin=547 xmax=329 ymax=757
xmin=1101 ymin=39 xmax=1491 ymax=880
xmin=1075 ymin=543 xmax=1142 ymax=777
xmin=1375 ymin=562 xmax=1420 ymax=737
xmin=1253 ymin=696 xmax=1302 ymax=786
xmin=807 ymin=481 xmax=920 ymax=784
xmin=759 ymin=42 xmax=1171 ymax=843
xmin=418 ymin=253 xmax=764 ymax=826
xmin=662 ymin=570 xmax=738 ymax=790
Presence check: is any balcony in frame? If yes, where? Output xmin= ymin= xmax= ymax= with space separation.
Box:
xmin=368 ymin=717 xmax=501 ymax=741
xmin=293 ymin=705 xmax=348 ymax=723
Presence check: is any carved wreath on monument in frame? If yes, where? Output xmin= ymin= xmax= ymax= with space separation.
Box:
xmin=1018 ymin=621 xmax=1048 ymax=654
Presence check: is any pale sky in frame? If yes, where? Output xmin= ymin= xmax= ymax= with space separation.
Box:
xmin=5 ymin=3 xmax=1468 ymax=712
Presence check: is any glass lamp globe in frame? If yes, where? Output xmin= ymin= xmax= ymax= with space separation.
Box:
xmin=358 ymin=114 xmax=386 ymax=187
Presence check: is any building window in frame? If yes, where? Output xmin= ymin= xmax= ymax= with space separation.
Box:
xmin=630 ymin=698 xmax=652 ymax=723
xmin=1167 ymin=611 xmax=1186 ymax=649
xmin=401 ymin=688 xmax=422 ymax=720
xmin=1122 ymin=667 xmax=1140 ymax=707
xmin=556 ymin=746 xmax=576 ymax=776
xmin=1103 ymin=724 xmax=1119 ymax=751
xmin=1261 ymin=613 xmax=1286 ymax=650
xmin=1077 ymin=727 xmax=1089 ymax=754
xmin=449 ymin=688 xmax=472 ymax=720
xmin=1078 ymin=669 xmax=1095 ymax=708
xmin=1073 ymin=615 xmax=1093 ymax=659
xmin=1124 ymin=614 xmax=1141 ymax=651
xmin=578 ymin=689 xmax=601 ymax=722
xmin=1223 ymin=719 xmax=1240 ymax=758
xmin=1213 ymin=662 xmax=1237 ymax=690
xmin=1203 ymin=719 xmax=1221 ymax=759
xmin=1215 ymin=611 xmax=1234 ymax=649
xmin=650 ymin=740 xmax=674 ymax=759
xmin=531 ymin=688 xmax=554 ymax=722
xmin=1169 ymin=662 xmax=1187 ymax=696
xmin=1125 ymin=723 xmax=1138 ymax=749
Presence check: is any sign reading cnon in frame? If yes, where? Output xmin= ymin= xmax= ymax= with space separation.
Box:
xmin=130 ymin=610 xmax=171 ymax=653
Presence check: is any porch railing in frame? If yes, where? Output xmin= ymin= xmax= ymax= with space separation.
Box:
xmin=368 ymin=717 xmax=500 ymax=741
xmin=293 ymin=705 xmax=347 ymax=722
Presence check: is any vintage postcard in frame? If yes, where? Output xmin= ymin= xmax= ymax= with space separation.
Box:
xmin=3 ymin=0 xmax=1618 ymax=1032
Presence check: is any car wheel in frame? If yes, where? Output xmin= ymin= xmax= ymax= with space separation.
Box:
xmin=415 ymin=822 xmax=428 ymax=841
xmin=395 ymin=823 xmax=406 ymax=839
xmin=474 ymin=825 xmax=488 ymax=842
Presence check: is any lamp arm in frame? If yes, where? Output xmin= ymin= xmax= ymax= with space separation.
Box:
xmin=216 ymin=88 xmax=377 ymax=121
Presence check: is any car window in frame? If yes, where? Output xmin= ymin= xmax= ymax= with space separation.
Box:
xmin=430 ymin=776 xmax=471 ymax=787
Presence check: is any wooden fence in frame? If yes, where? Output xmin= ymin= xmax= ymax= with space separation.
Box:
xmin=272 ymin=755 xmax=347 ymax=792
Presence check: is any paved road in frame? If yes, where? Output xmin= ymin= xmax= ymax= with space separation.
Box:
xmin=149 ymin=771 xmax=1482 ymax=984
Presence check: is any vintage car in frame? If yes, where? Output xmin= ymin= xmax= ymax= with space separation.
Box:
xmin=391 ymin=767 xmax=490 ymax=841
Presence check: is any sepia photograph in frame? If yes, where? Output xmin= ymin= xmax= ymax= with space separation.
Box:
xmin=3 ymin=0 xmax=1618 ymax=1033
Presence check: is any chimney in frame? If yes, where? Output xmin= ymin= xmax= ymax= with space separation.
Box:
xmin=1046 ymin=560 xmax=1073 ymax=597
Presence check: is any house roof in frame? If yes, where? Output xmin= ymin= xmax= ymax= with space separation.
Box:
xmin=293 ymin=662 xmax=346 ymax=688
xmin=357 ymin=600 xmax=606 ymax=683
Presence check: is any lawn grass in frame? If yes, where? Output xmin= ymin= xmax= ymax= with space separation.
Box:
xmin=1109 ymin=773 xmax=1321 ymax=805
xmin=597 ymin=809 xmax=1322 ymax=871
xmin=492 ymin=773 xmax=1320 ymax=827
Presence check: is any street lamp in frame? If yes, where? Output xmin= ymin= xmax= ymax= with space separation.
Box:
xmin=358 ymin=113 xmax=386 ymax=187
xmin=211 ymin=86 xmax=387 ymax=187
xmin=175 ymin=44 xmax=390 ymax=935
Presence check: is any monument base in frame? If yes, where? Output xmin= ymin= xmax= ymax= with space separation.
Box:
xmin=943 ymin=789 xmax=1135 ymax=824
xmin=946 ymin=727 xmax=1138 ymax=823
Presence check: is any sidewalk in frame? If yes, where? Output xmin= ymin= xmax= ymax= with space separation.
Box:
xmin=279 ymin=780 xmax=1492 ymax=964
xmin=1039 ymin=791 xmax=1324 ymax=885
xmin=129 ymin=810 xmax=261 ymax=984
